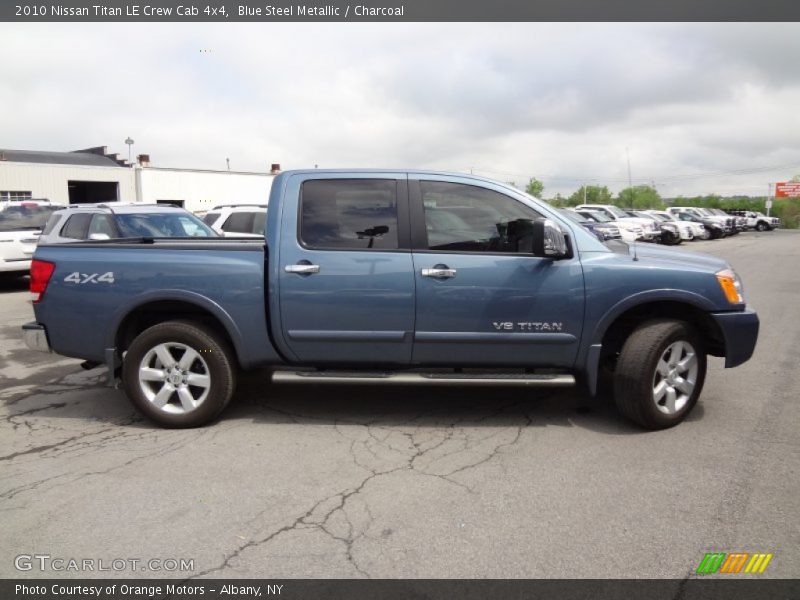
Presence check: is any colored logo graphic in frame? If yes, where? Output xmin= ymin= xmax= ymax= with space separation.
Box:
xmin=696 ymin=552 xmax=773 ymax=574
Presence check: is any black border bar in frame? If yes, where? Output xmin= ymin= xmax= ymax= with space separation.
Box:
xmin=3 ymin=0 xmax=800 ymax=22
xmin=3 ymin=579 xmax=800 ymax=600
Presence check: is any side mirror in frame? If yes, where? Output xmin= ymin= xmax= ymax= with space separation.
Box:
xmin=532 ymin=218 xmax=568 ymax=259
xmin=88 ymin=233 xmax=110 ymax=241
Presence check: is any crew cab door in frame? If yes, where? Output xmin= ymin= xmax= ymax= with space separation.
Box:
xmin=276 ymin=173 xmax=414 ymax=364
xmin=409 ymin=176 xmax=584 ymax=366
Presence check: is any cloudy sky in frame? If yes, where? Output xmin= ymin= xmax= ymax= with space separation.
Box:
xmin=1 ymin=23 xmax=799 ymax=197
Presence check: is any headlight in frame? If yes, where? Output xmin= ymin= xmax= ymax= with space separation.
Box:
xmin=716 ymin=269 xmax=744 ymax=304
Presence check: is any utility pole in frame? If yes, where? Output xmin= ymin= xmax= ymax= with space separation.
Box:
xmin=766 ymin=183 xmax=773 ymax=217
xmin=626 ymin=147 xmax=633 ymax=208
xmin=124 ymin=137 xmax=134 ymax=164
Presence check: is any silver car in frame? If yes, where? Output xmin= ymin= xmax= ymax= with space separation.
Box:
xmin=39 ymin=203 xmax=218 ymax=244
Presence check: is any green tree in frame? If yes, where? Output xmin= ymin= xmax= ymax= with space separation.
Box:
xmin=616 ymin=185 xmax=664 ymax=209
xmin=566 ymin=185 xmax=613 ymax=206
xmin=525 ymin=177 xmax=545 ymax=198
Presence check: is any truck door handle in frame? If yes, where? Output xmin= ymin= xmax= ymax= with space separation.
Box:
xmin=421 ymin=266 xmax=457 ymax=279
xmin=284 ymin=263 xmax=320 ymax=275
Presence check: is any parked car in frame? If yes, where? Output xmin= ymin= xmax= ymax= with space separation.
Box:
xmin=25 ymin=170 xmax=759 ymax=431
xmin=667 ymin=208 xmax=725 ymax=239
xmin=576 ymin=203 xmax=660 ymax=241
xmin=696 ymin=208 xmax=740 ymax=234
xmin=707 ymin=208 xmax=746 ymax=232
xmin=668 ymin=207 xmax=732 ymax=236
xmin=201 ymin=204 xmax=268 ymax=238
xmin=575 ymin=209 xmax=643 ymax=243
xmin=0 ymin=200 xmax=58 ymax=277
xmin=753 ymin=212 xmax=780 ymax=231
xmin=626 ymin=210 xmax=682 ymax=245
xmin=725 ymin=210 xmax=779 ymax=231
xmin=559 ymin=208 xmax=621 ymax=241
xmin=644 ymin=210 xmax=700 ymax=241
xmin=39 ymin=203 xmax=218 ymax=244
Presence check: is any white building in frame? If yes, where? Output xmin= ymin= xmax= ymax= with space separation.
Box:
xmin=0 ymin=146 xmax=276 ymax=213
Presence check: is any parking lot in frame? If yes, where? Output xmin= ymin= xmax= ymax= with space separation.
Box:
xmin=1 ymin=230 xmax=797 ymax=579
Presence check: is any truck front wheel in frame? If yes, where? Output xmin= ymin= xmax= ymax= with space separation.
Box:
xmin=122 ymin=320 xmax=236 ymax=428
xmin=613 ymin=319 xmax=707 ymax=430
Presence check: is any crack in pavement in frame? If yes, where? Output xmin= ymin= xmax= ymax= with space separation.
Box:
xmin=188 ymin=396 xmax=541 ymax=579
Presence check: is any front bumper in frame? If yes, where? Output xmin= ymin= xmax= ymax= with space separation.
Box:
xmin=710 ymin=307 xmax=759 ymax=368
xmin=22 ymin=322 xmax=52 ymax=353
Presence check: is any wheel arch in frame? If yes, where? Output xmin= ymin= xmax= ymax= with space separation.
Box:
xmin=109 ymin=291 xmax=247 ymax=369
xmin=582 ymin=291 xmax=725 ymax=395
xmin=598 ymin=299 xmax=725 ymax=360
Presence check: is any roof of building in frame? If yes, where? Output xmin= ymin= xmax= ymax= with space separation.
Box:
xmin=0 ymin=147 xmax=127 ymax=168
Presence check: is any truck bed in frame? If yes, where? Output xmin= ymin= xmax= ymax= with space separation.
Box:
xmin=33 ymin=238 xmax=281 ymax=368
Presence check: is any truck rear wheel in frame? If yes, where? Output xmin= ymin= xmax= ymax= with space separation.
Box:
xmin=613 ymin=319 xmax=706 ymax=430
xmin=122 ymin=320 xmax=236 ymax=428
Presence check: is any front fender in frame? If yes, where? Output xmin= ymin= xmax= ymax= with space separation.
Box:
xmin=588 ymin=289 xmax=718 ymax=346
xmin=579 ymin=289 xmax=719 ymax=396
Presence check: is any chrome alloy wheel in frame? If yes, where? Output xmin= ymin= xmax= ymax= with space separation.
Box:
xmin=138 ymin=342 xmax=211 ymax=415
xmin=652 ymin=340 xmax=698 ymax=415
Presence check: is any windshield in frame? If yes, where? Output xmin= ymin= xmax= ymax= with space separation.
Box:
xmin=559 ymin=209 xmax=589 ymax=224
xmin=584 ymin=210 xmax=613 ymax=223
xmin=649 ymin=213 xmax=669 ymax=222
xmin=114 ymin=212 xmax=217 ymax=238
xmin=0 ymin=205 xmax=58 ymax=232
xmin=605 ymin=206 xmax=628 ymax=218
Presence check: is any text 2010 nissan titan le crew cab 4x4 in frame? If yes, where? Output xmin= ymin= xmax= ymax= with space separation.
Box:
xmin=23 ymin=171 xmax=759 ymax=430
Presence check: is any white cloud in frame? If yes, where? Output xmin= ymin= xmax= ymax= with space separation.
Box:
xmin=1 ymin=22 xmax=798 ymax=196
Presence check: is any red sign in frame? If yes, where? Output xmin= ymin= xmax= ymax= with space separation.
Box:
xmin=775 ymin=182 xmax=800 ymax=198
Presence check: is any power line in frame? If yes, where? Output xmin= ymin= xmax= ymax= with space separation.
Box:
xmin=467 ymin=160 xmax=800 ymax=186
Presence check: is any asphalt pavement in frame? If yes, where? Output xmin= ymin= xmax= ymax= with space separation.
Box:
xmin=1 ymin=230 xmax=797 ymax=579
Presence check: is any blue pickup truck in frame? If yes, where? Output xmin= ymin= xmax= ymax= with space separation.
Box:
xmin=23 ymin=170 xmax=759 ymax=429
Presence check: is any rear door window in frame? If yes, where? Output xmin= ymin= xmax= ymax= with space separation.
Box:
xmin=300 ymin=179 xmax=398 ymax=250
xmin=223 ymin=212 xmax=256 ymax=234
xmin=88 ymin=214 xmax=117 ymax=238
xmin=60 ymin=213 xmax=92 ymax=239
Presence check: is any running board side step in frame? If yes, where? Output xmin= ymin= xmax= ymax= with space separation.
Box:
xmin=271 ymin=371 xmax=575 ymax=387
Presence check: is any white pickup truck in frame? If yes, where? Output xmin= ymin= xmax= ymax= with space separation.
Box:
xmin=576 ymin=203 xmax=661 ymax=241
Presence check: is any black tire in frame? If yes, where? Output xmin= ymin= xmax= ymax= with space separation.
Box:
xmin=122 ymin=320 xmax=237 ymax=428
xmin=613 ymin=319 xmax=707 ymax=430
xmin=661 ymin=231 xmax=681 ymax=246
xmin=756 ymin=221 xmax=768 ymax=232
